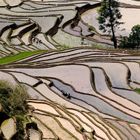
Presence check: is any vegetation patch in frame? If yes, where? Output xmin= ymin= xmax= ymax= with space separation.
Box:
xmin=0 ymin=80 xmax=30 ymax=140
xmin=119 ymin=25 xmax=140 ymax=49
xmin=135 ymin=88 xmax=140 ymax=94
xmin=0 ymin=50 xmax=47 ymax=65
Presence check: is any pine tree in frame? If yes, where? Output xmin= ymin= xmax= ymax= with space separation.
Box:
xmin=98 ymin=0 xmax=122 ymax=48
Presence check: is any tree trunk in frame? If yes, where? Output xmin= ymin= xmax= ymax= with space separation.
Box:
xmin=108 ymin=0 xmax=118 ymax=49
xmin=111 ymin=25 xmax=118 ymax=48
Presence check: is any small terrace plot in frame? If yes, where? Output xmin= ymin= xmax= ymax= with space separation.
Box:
xmin=123 ymin=62 xmax=140 ymax=84
xmin=5 ymin=0 xmax=22 ymax=7
xmin=112 ymin=88 xmax=140 ymax=106
xmin=0 ymin=0 xmax=7 ymax=6
xmin=30 ymin=49 xmax=103 ymax=63
xmin=82 ymin=62 xmax=130 ymax=89
xmin=34 ymin=114 xmax=77 ymax=140
xmin=5 ymin=65 xmax=94 ymax=94
xmin=118 ymin=0 xmax=140 ymax=5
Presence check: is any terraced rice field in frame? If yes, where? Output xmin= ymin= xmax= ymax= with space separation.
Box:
xmin=0 ymin=0 xmax=140 ymax=140
xmin=0 ymin=47 xmax=140 ymax=140
xmin=0 ymin=0 xmax=101 ymax=56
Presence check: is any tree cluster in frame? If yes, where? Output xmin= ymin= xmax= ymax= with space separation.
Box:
xmin=119 ymin=25 xmax=140 ymax=49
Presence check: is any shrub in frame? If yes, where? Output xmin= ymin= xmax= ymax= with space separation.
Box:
xmin=0 ymin=81 xmax=29 ymax=116
xmin=0 ymin=80 xmax=30 ymax=140
xmin=119 ymin=25 xmax=140 ymax=49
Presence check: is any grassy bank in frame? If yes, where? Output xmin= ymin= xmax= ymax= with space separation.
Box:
xmin=0 ymin=50 xmax=47 ymax=65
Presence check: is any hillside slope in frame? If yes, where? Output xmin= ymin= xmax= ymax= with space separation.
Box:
xmin=1 ymin=47 xmax=140 ymax=140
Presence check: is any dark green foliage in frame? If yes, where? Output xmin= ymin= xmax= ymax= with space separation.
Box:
xmin=11 ymin=116 xmax=25 ymax=140
xmin=98 ymin=0 xmax=122 ymax=48
xmin=119 ymin=36 xmax=130 ymax=48
xmin=0 ymin=81 xmax=29 ymax=116
xmin=119 ymin=25 xmax=140 ymax=48
xmin=8 ymin=86 xmax=29 ymax=116
xmin=135 ymin=88 xmax=140 ymax=94
xmin=0 ymin=80 xmax=29 ymax=140
xmin=98 ymin=0 xmax=122 ymax=32
xmin=0 ymin=82 xmax=13 ymax=114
